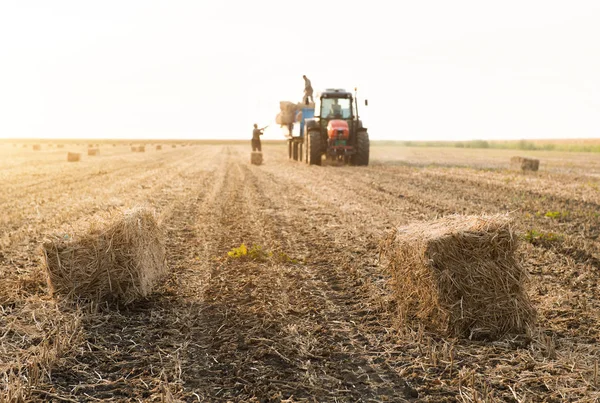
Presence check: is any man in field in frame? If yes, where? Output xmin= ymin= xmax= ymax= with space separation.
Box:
xmin=252 ymin=123 xmax=264 ymax=152
xmin=302 ymin=75 xmax=314 ymax=105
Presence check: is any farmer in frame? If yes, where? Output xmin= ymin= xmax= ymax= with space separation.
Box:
xmin=252 ymin=123 xmax=264 ymax=152
xmin=302 ymin=75 xmax=314 ymax=104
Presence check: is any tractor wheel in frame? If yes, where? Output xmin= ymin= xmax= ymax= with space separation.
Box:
xmin=353 ymin=131 xmax=370 ymax=166
xmin=292 ymin=142 xmax=298 ymax=160
xmin=308 ymin=130 xmax=322 ymax=165
xmin=288 ymin=141 xmax=292 ymax=159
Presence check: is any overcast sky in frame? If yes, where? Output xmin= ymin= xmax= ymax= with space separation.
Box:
xmin=1 ymin=1 xmax=599 ymax=141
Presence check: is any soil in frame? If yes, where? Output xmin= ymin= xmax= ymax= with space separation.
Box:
xmin=1 ymin=142 xmax=599 ymax=402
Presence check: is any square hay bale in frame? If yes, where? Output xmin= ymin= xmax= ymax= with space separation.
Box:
xmin=251 ymin=151 xmax=263 ymax=165
xmin=42 ymin=208 xmax=168 ymax=304
xmin=137 ymin=146 xmax=145 ymax=152
xmin=57 ymin=144 xmax=65 ymax=148
xmin=156 ymin=145 xmax=162 ymax=150
xmin=380 ymin=214 xmax=535 ymax=340
xmin=67 ymin=152 xmax=81 ymax=162
xmin=32 ymin=144 xmax=41 ymax=151
xmin=87 ymin=148 xmax=99 ymax=156
xmin=171 ymin=144 xmax=176 ymax=148
xmin=510 ymin=156 xmax=539 ymax=171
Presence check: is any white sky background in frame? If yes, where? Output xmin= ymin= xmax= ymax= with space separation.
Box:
xmin=1 ymin=1 xmax=599 ymax=141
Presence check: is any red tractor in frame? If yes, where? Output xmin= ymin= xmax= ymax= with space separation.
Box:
xmin=297 ymin=88 xmax=370 ymax=166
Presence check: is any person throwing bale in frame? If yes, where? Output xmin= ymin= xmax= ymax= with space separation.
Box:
xmin=252 ymin=123 xmax=265 ymax=152
xmin=302 ymin=75 xmax=314 ymax=104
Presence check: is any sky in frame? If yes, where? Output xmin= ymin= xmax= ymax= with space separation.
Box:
xmin=1 ymin=1 xmax=599 ymax=141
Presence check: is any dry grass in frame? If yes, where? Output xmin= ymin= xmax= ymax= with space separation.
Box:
xmin=510 ymin=156 xmax=540 ymax=171
xmin=251 ymin=151 xmax=263 ymax=165
xmin=380 ymin=214 xmax=536 ymax=340
xmin=67 ymin=152 xmax=81 ymax=162
xmin=42 ymin=208 xmax=168 ymax=305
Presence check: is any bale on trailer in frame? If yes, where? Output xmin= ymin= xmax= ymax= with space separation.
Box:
xmin=67 ymin=152 xmax=81 ymax=162
xmin=32 ymin=144 xmax=41 ymax=151
xmin=380 ymin=214 xmax=535 ymax=340
xmin=87 ymin=148 xmax=99 ymax=156
xmin=42 ymin=208 xmax=168 ymax=304
xmin=251 ymin=152 xmax=263 ymax=165
xmin=510 ymin=156 xmax=539 ymax=171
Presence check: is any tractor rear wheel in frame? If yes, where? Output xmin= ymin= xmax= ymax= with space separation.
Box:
xmin=353 ymin=131 xmax=370 ymax=166
xmin=308 ymin=131 xmax=322 ymax=166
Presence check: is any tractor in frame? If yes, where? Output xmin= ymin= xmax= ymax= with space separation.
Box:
xmin=288 ymin=88 xmax=369 ymax=166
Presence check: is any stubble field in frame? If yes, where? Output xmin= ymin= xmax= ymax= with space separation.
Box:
xmin=1 ymin=141 xmax=599 ymax=402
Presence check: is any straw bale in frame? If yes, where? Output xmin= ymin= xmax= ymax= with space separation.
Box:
xmin=171 ymin=144 xmax=176 ymax=148
xmin=510 ymin=156 xmax=539 ymax=171
xmin=137 ymin=146 xmax=146 ymax=152
xmin=380 ymin=214 xmax=535 ymax=340
xmin=32 ymin=144 xmax=41 ymax=151
xmin=42 ymin=208 xmax=168 ymax=304
xmin=67 ymin=152 xmax=81 ymax=162
xmin=87 ymin=148 xmax=99 ymax=156
xmin=251 ymin=151 xmax=263 ymax=165
xmin=57 ymin=144 xmax=65 ymax=148
xmin=156 ymin=145 xmax=162 ymax=150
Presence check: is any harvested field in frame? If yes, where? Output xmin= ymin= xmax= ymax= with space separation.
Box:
xmin=1 ymin=141 xmax=600 ymax=402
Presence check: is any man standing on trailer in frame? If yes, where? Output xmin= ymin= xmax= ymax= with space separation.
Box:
xmin=302 ymin=75 xmax=314 ymax=104
xmin=252 ymin=123 xmax=264 ymax=152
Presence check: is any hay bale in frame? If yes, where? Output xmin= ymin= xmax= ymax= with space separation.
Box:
xmin=171 ymin=144 xmax=176 ymax=148
xmin=510 ymin=156 xmax=539 ymax=171
xmin=251 ymin=151 xmax=263 ymax=165
xmin=88 ymin=148 xmax=99 ymax=156
xmin=67 ymin=152 xmax=81 ymax=162
xmin=32 ymin=144 xmax=41 ymax=151
xmin=156 ymin=145 xmax=162 ymax=150
xmin=42 ymin=208 xmax=168 ymax=304
xmin=137 ymin=146 xmax=145 ymax=152
xmin=57 ymin=144 xmax=65 ymax=148
xmin=380 ymin=214 xmax=535 ymax=340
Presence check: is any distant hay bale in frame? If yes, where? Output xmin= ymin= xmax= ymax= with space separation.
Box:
xmin=87 ymin=148 xmax=99 ymax=156
xmin=88 ymin=144 xmax=94 ymax=148
xmin=42 ymin=208 xmax=168 ymax=304
xmin=251 ymin=151 xmax=263 ymax=165
xmin=156 ymin=145 xmax=162 ymax=150
xmin=510 ymin=156 xmax=539 ymax=171
xmin=67 ymin=152 xmax=81 ymax=162
xmin=32 ymin=144 xmax=41 ymax=151
xmin=131 ymin=146 xmax=145 ymax=152
xmin=57 ymin=144 xmax=65 ymax=148
xmin=171 ymin=144 xmax=176 ymax=148
xmin=380 ymin=214 xmax=535 ymax=340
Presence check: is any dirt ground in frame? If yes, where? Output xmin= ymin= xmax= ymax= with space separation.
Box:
xmin=1 ymin=141 xmax=599 ymax=402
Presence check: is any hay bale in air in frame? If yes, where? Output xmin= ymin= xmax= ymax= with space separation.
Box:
xmin=32 ymin=144 xmax=41 ymax=151
xmin=251 ymin=151 xmax=263 ymax=165
xmin=380 ymin=214 xmax=535 ymax=340
xmin=42 ymin=208 xmax=168 ymax=304
xmin=510 ymin=156 xmax=539 ymax=171
xmin=88 ymin=148 xmax=99 ymax=156
xmin=67 ymin=152 xmax=81 ymax=162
